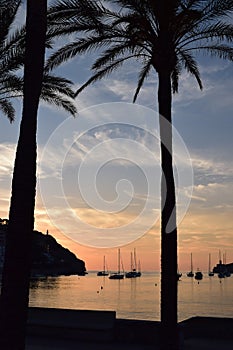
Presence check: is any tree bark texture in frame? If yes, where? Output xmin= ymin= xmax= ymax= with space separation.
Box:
xmin=158 ymin=69 xmax=179 ymax=349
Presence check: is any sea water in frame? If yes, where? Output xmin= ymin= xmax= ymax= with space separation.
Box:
xmin=29 ymin=272 xmax=233 ymax=321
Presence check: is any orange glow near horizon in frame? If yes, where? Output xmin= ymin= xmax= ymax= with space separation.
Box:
xmin=1 ymin=187 xmax=233 ymax=273
xmin=32 ymin=206 xmax=233 ymax=273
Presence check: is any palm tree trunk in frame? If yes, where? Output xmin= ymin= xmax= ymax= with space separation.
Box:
xmin=0 ymin=1 xmax=47 ymax=349
xmin=158 ymin=69 xmax=179 ymax=349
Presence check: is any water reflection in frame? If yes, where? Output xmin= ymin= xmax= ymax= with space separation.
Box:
xmin=30 ymin=276 xmax=60 ymax=289
xmin=27 ymin=272 xmax=233 ymax=321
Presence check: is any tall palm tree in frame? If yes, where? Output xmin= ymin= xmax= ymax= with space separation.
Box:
xmin=0 ymin=1 xmax=76 ymax=349
xmin=0 ymin=0 xmax=76 ymax=122
xmin=47 ymin=0 xmax=233 ymax=348
xmin=0 ymin=1 xmax=47 ymax=347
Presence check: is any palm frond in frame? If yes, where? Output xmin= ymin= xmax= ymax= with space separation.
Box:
xmin=133 ymin=59 xmax=152 ymax=102
xmin=42 ymin=74 xmax=75 ymax=98
xmin=48 ymin=0 xmax=105 ymax=23
xmin=112 ymin=0 xmax=145 ymax=13
xmin=171 ymin=61 xmax=182 ymax=93
xmin=0 ymin=1 xmax=21 ymax=45
xmin=46 ymin=23 xmax=101 ymax=40
xmin=40 ymin=92 xmax=77 ymax=116
xmin=45 ymin=34 xmax=117 ymax=71
xmin=178 ymin=49 xmax=203 ymax=89
xmin=0 ymin=44 xmax=25 ymax=72
xmin=40 ymin=73 xmax=77 ymax=115
xmin=92 ymin=42 xmax=135 ymax=70
xmin=0 ymin=74 xmax=23 ymax=94
xmin=46 ymin=0 xmax=233 ymax=104
xmin=74 ymin=55 xmax=135 ymax=97
xmin=178 ymin=50 xmax=203 ymax=90
xmin=179 ymin=22 xmax=233 ymax=49
xmin=196 ymin=44 xmax=233 ymax=61
xmin=0 ymin=98 xmax=15 ymax=122
xmin=47 ymin=0 xmax=106 ymax=40
xmin=201 ymin=0 xmax=233 ymax=21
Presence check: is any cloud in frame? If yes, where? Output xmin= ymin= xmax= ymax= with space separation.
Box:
xmin=0 ymin=143 xmax=15 ymax=178
xmin=191 ymin=182 xmax=233 ymax=210
xmin=0 ymin=144 xmax=15 ymax=216
xmin=191 ymin=153 xmax=233 ymax=186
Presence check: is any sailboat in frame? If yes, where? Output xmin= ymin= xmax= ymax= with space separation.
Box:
xmin=223 ymin=251 xmax=231 ymax=277
xmin=217 ymin=250 xmax=225 ymax=278
xmin=125 ymin=252 xmax=137 ymax=278
xmin=136 ymin=259 xmax=142 ymax=277
xmin=97 ymin=255 xmax=109 ymax=276
xmin=125 ymin=249 xmax=142 ymax=278
xmin=195 ymin=268 xmax=203 ymax=280
xmin=134 ymin=248 xmax=141 ymax=277
xmin=109 ymin=249 xmax=124 ymax=279
xmin=187 ymin=253 xmax=194 ymax=277
xmin=208 ymin=253 xmax=214 ymax=277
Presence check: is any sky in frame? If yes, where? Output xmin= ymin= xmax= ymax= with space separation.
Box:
xmin=0 ymin=3 xmax=233 ymax=272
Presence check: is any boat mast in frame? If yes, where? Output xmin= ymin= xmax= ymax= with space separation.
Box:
xmin=134 ymin=248 xmax=137 ymax=271
xmin=103 ymin=255 xmax=106 ymax=273
xmin=118 ymin=249 xmax=120 ymax=274
xmin=219 ymin=249 xmax=222 ymax=264
xmin=130 ymin=252 xmax=133 ymax=271
xmin=138 ymin=259 xmax=141 ymax=272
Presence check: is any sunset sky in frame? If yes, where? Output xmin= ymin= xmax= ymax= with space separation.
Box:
xmin=0 ymin=3 xmax=233 ymax=272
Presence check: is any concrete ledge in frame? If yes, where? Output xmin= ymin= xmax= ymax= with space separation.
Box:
xmin=27 ymin=308 xmax=233 ymax=346
xmin=180 ymin=317 xmax=233 ymax=340
xmin=27 ymin=307 xmax=116 ymax=342
xmin=115 ymin=318 xmax=160 ymax=345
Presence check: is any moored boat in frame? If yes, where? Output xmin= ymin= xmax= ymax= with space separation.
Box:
xmin=125 ymin=252 xmax=137 ymax=278
xmin=109 ymin=273 xmax=124 ymax=279
xmin=208 ymin=253 xmax=214 ymax=276
xmin=224 ymin=270 xmax=231 ymax=277
xmin=187 ymin=253 xmax=194 ymax=277
xmin=218 ymin=271 xmax=225 ymax=279
xmin=97 ymin=255 xmax=109 ymax=276
xmin=109 ymin=249 xmax=124 ymax=280
xmin=195 ymin=270 xmax=203 ymax=280
xmin=177 ymin=272 xmax=182 ymax=281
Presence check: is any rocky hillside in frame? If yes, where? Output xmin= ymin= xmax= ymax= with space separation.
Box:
xmin=31 ymin=230 xmax=86 ymax=276
xmin=0 ymin=220 xmax=86 ymax=276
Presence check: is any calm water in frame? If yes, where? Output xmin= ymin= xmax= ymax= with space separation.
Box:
xmin=29 ymin=272 xmax=233 ymax=321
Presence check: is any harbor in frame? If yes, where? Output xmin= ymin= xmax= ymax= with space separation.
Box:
xmin=28 ymin=271 xmax=233 ymax=322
